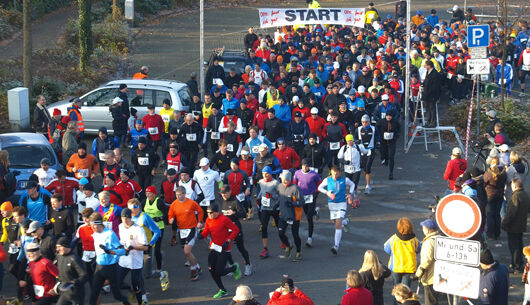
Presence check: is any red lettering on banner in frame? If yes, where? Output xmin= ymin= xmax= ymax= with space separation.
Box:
xmin=346 ymin=17 xmax=352 ymax=22
xmin=354 ymin=17 xmax=362 ymax=23
xmin=263 ymin=19 xmax=269 ymax=24
xmin=345 ymin=10 xmax=352 ymax=14
xmin=355 ymin=10 xmax=363 ymax=16
xmin=271 ymin=17 xmax=278 ymax=25
xmin=271 ymin=10 xmax=280 ymax=16
xmin=260 ymin=12 xmax=268 ymax=17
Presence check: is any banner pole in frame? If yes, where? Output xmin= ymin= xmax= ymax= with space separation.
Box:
xmin=404 ymin=0 xmax=411 ymax=150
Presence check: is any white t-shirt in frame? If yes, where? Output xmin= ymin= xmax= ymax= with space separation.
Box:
xmin=118 ymin=223 xmax=147 ymax=270
xmin=33 ymin=168 xmax=56 ymax=187
xmin=193 ymin=168 xmax=221 ymax=201
xmin=76 ymin=192 xmax=100 ymax=223
xmin=173 ymin=179 xmax=203 ymax=201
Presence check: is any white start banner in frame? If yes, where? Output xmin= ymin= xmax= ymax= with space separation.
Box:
xmin=258 ymin=8 xmax=365 ymax=28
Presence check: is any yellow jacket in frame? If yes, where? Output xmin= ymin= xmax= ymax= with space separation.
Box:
xmin=159 ymin=108 xmax=174 ymax=133
xmin=384 ymin=233 xmax=420 ymax=273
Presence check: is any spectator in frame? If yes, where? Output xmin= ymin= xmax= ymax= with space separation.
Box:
xmin=384 ymin=217 xmax=420 ymax=288
xmin=415 ymin=219 xmax=440 ymax=305
xmin=62 ymin=120 xmax=79 ymax=165
xmin=392 ymin=284 xmax=421 ymax=305
xmin=341 ymin=270 xmax=373 ymax=305
xmin=358 ymin=250 xmax=390 ymax=305
xmin=479 ymin=249 xmax=509 ymax=305
xmin=229 ymin=285 xmax=261 ymax=305
xmin=267 ymin=277 xmax=313 ymax=305
xmin=443 ymin=147 xmax=467 ymax=192
xmin=484 ymin=156 xmax=507 ymax=240
xmin=33 ymin=95 xmax=52 ymax=136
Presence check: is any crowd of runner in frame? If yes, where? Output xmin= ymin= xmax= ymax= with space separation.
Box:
xmin=0 ymin=0 xmax=529 ymax=304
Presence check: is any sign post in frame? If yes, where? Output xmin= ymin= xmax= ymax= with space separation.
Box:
xmin=467 ymin=25 xmax=489 ymax=137
xmin=434 ymin=194 xmax=482 ymax=304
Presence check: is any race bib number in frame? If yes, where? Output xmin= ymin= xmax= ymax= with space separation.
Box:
xmin=148 ymin=127 xmax=158 ymax=135
xmin=162 ymin=114 xmax=170 ymax=122
xmin=344 ymin=164 xmax=354 ymax=173
xmin=330 ymin=210 xmax=342 ymax=219
xmin=138 ymin=157 xmax=149 ymax=166
xmin=82 ymin=250 xmax=96 ymax=262
xmin=447 ymin=74 xmax=452 ymax=79
xmin=236 ymin=193 xmax=245 ymax=201
xmin=241 ymin=127 xmax=247 ymax=134
xmin=192 ymin=111 xmax=202 ymax=117
xmin=270 ymin=142 xmax=276 ymax=149
xmin=210 ymin=243 xmax=222 ymax=253
xmin=167 ymin=164 xmax=179 ymax=171
xmin=33 ymin=285 xmax=45 ymax=297
xmin=222 ymin=210 xmax=231 ymax=216
xmin=98 ymin=153 xmax=106 ymax=161
xmin=227 ymin=144 xmax=234 ymax=152
xmin=200 ymin=199 xmax=210 ymax=207
xmin=261 ymin=197 xmax=271 ymax=207
xmin=179 ymin=229 xmax=191 ymax=238
xmin=103 ymin=221 xmax=113 ymax=230
xmin=211 ymin=132 xmax=220 ymax=140
xmin=383 ymin=132 xmax=394 ymax=140
xmin=304 ymin=195 xmax=313 ymax=204
xmin=8 ymin=243 xmax=19 ymax=254
xmin=249 ymin=177 xmax=253 ymax=185
xmin=252 ymin=146 xmax=260 ymax=154
xmin=220 ymin=173 xmax=225 ymax=180
xmin=186 ymin=133 xmax=197 ymax=141
xmin=78 ymin=169 xmax=89 ymax=177
xmin=381 ymin=112 xmax=386 ymax=119
xmin=309 ymin=167 xmax=318 ymax=173
xmin=523 ymin=64 xmax=530 ymax=71
xmin=329 ymin=142 xmax=340 ymax=150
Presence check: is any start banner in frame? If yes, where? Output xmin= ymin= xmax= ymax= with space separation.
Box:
xmin=258 ymin=8 xmax=365 ymax=28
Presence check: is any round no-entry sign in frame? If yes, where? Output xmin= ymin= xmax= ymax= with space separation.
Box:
xmin=435 ymin=194 xmax=482 ymax=240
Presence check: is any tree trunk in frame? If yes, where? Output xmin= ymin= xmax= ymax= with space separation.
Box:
xmin=22 ymin=0 xmax=32 ymax=94
xmin=112 ymin=0 xmax=119 ymax=21
xmin=78 ymin=0 xmax=93 ymax=72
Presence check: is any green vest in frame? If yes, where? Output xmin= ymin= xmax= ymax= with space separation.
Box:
xmin=144 ymin=198 xmax=164 ymax=229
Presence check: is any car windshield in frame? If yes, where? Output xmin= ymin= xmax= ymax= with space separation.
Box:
xmin=221 ymin=60 xmax=247 ymax=75
xmin=3 ymin=145 xmax=56 ymax=168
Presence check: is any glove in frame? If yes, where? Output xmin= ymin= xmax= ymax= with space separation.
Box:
xmin=197 ymin=232 xmax=205 ymax=240
xmin=265 ymin=192 xmax=272 ymax=199
xmin=222 ymin=241 xmax=229 ymax=250
xmin=99 ymin=244 xmax=112 ymax=254
xmin=79 ymin=201 xmax=86 ymax=206
xmin=410 ymin=274 xmax=419 ymax=281
xmin=147 ymin=245 xmax=152 ymax=253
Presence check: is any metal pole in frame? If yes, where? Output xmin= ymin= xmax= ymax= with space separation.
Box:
xmin=476 ymin=75 xmax=480 ymax=135
xmin=200 ymin=0 xmax=205 ymax=101
xmin=404 ymin=0 xmax=411 ymax=150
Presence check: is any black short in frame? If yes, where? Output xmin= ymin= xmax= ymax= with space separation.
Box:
xmin=179 ymin=227 xmax=197 ymax=246
xmin=360 ymin=152 xmax=375 ymax=174
xmin=520 ymin=69 xmax=530 ymax=82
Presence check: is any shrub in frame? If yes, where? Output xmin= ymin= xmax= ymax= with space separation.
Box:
xmin=32 ymin=77 xmax=64 ymax=103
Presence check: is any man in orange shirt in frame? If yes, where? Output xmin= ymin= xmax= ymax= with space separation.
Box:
xmin=168 ymin=186 xmax=204 ymax=281
xmin=66 ymin=142 xmax=99 ymax=180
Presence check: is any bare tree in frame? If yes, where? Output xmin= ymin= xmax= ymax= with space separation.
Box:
xmin=22 ymin=0 xmax=31 ymax=94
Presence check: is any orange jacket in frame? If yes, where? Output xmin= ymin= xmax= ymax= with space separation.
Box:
xmin=168 ymin=198 xmax=204 ymax=229
xmin=66 ymin=154 xmax=99 ymax=179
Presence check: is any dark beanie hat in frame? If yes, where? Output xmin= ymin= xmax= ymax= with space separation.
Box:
xmin=480 ymin=249 xmax=494 ymax=265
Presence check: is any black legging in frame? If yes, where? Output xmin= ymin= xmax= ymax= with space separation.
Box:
xmin=56 ymin=288 xmax=84 ymax=305
xmin=228 ymin=232 xmax=251 ymax=265
xmin=278 ymin=219 xmax=301 ymax=252
xmin=345 ymin=172 xmax=360 ymax=191
xmin=118 ymin=266 xmax=144 ymax=305
xmin=154 ymin=228 xmax=164 ymax=270
xmin=303 ymin=202 xmax=316 ymax=238
xmin=380 ymin=140 xmax=397 ymax=174
xmin=136 ymin=173 xmax=152 ymax=200
xmin=260 ymin=209 xmax=279 ymax=239
xmin=89 ymin=264 xmax=131 ymax=305
xmin=208 ymin=250 xmax=236 ymax=291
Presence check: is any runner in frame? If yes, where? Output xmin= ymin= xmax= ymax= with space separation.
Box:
xmin=95 ymin=191 xmax=123 ymax=235
xmin=257 ymin=166 xmax=280 ymax=258
xmin=337 ymin=134 xmax=368 ymax=195
xmin=293 ymin=159 xmax=322 ymax=247
xmin=277 ymin=171 xmax=304 ymax=262
xmin=302 ymin=133 xmax=327 ymax=175
xmin=198 ymin=203 xmax=241 ymax=299
xmin=317 ymin=165 xmax=355 ymax=255
xmin=167 ymin=186 xmax=204 ymax=281
xmin=376 ymin=110 xmax=400 ymax=180
xmin=355 ymin=115 xmax=377 ymax=195
xmin=75 ymin=208 xmax=96 ymax=284
xmin=55 ymin=236 xmax=88 ymax=305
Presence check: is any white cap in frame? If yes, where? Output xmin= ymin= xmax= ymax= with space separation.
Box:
xmin=241 ymin=149 xmax=250 ymax=155
xmin=333 ymin=62 xmax=340 ymax=69
xmin=453 ymin=5 xmax=459 ymax=11
xmin=457 ymin=74 xmax=464 ymax=79
xmin=498 ymin=144 xmax=510 ymax=152
xmin=361 ymin=114 xmax=370 ymax=122
xmin=216 ymin=79 xmax=224 ymax=86
xmin=452 ymin=147 xmax=462 ymax=155
xmin=486 ymin=110 xmax=496 ymax=118
xmin=112 ymin=97 xmax=123 ymax=104
xmin=280 ymin=170 xmax=292 ymax=181
xmin=292 ymin=96 xmax=300 ymax=103
xmin=199 ymin=157 xmax=209 ymax=166
xmin=381 ymin=94 xmax=389 ymax=101
xmin=358 ymin=85 xmax=366 ymax=93
xmin=310 ymin=107 xmax=319 ymax=114
xmin=258 ymin=143 xmax=269 ymax=152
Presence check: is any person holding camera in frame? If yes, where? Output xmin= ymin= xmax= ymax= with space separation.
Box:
xmin=267 ymin=277 xmax=313 ymax=305
xmin=56 ymin=236 xmax=88 ymax=305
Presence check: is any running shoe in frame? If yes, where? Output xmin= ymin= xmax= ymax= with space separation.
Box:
xmin=244 ymin=264 xmax=253 ymax=276
xmin=184 ymin=261 xmax=190 ymax=267
xmin=284 ymin=245 xmax=292 ymax=258
xmin=260 ymin=249 xmax=270 ymax=258
xmin=331 ymin=245 xmax=338 ymax=255
xmin=190 ymin=269 xmax=199 ymax=281
xmin=160 ymin=270 xmax=169 ymax=291
xmin=213 ymin=289 xmax=227 ymax=299
xmin=342 ymin=218 xmax=350 ymax=233
xmin=305 ymin=237 xmax=313 ymax=248
xmin=258 ymin=225 xmax=262 ymax=232
xmin=272 ymin=218 xmax=277 ymax=227
xmin=364 ymin=185 xmax=372 ymax=195
xmin=315 ymin=207 xmax=320 ymax=220
xmin=280 ymin=242 xmax=286 ymax=249
xmin=102 ymin=285 xmax=111 ymax=293
xmin=292 ymin=252 xmax=302 ymax=262
xmin=233 ymin=263 xmax=241 ymax=280
xmin=519 ymin=92 xmax=525 ymax=97
xmin=170 ymin=235 xmax=177 ymax=246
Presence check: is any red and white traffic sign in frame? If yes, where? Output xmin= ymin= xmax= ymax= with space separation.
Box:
xmin=435 ymin=194 xmax=482 ymax=240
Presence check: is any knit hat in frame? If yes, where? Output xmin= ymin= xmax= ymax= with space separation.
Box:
xmin=1 ymin=201 xmax=13 ymax=212
xmin=480 ymin=249 xmax=494 ymax=265
xmin=345 ymin=134 xmax=354 ymax=142
xmin=57 ymin=237 xmax=72 ymax=248
xmin=146 ymin=186 xmax=156 ymax=194
xmin=53 ymin=108 xmax=61 ymax=116
xmin=121 ymin=208 xmax=132 ymax=218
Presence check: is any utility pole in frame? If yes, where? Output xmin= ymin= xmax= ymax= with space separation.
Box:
xmin=404 ymin=0 xmax=411 ymax=149
xmin=200 ymin=0 xmax=205 ymax=101
xmin=23 ymin=0 xmax=32 ymax=94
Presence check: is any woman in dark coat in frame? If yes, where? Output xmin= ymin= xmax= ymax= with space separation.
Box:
xmin=110 ymin=97 xmax=129 ymax=146
xmin=359 ymin=250 xmax=391 ymax=305
xmin=483 ymin=156 xmax=507 ymax=240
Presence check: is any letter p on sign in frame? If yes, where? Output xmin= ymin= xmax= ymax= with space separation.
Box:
xmin=467 ymin=25 xmax=489 ymax=48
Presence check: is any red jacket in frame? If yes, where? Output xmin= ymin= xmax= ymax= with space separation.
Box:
xmin=239 ymin=159 xmax=254 ymax=179
xmin=115 ymin=179 xmax=141 ymax=206
xmin=200 ymin=214 xmax=239 ymax=252
xmin=45 ymin=177 xmax=79 ymax=207
xmin=340 ymin=287 xmax=374 ymax=305
xmin=142 ymin=113 xmax=165 ymax=141
xmin=443 ymin=158 xmax=468 ymax=190
xmin=224 ymin=169 xmax=248 ymax=197
xmin=267 ymin=290 xmax=314 ymax=305
xmin=160 ymin=179 xmax=176 ymax=204
xmin=273 ymin=147 xmax=301 ymax=170
xmin=292 ymin=107 xmax=311 ymax=120
xmin=29 ymin=257 xmax=59 ymax=299
xmin=253 ymin=111 xmax=268 ymax=131
xmin=103 ymin=184 xmax=127 ymax=207
xmin=305 ymin=116 xmax=326 ymax=140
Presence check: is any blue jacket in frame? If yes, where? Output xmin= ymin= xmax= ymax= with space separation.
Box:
xmin=94 ymin=228 xmax=125 ymax=266
xmin=131 ymin=212 xmax=161 ymax=246
xmin=245 ymin=136 xmax=272 ymax=158
xmin=479 ymin=262 xmax=509 ymax=305
xmin=310 ymin=85 xmax=327 ymax=99
xmin=373 ymin=102 xmax=399 ymax=121
xmin=222 ymin=98 xmax=240 ymax=114
xmin=426 ymin=15 xmax=439 ymax=27
xmin=272 ymin=104 xmax=291 ymax=128
xmin=210 ymin=85 xmax=228 ymax=95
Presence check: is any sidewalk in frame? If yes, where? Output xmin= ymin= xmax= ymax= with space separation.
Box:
xmin=0 ymin=4 xmax=78 ymax=59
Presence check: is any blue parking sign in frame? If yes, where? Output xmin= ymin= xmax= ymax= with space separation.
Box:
xmin=467 ymin=25 xmax=490 ymax=47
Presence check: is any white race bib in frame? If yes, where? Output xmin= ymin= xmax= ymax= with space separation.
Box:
xmin=252 ymin=146 xmax=260 ymax=154
xmin=309 ymin=167 xmax=318 ymax=173
xmin=186 ymin=133 xmax=197 ymax=141
xmin=270 ymin=142 xmax=276 ymax=149
xmin=200 ymin=199 xmax=210 ymax=207
xmin=211 ymin=132 xmax=220 ymax=140
xmin=330 ymin=210 xmax=342 ymax=219
xmin=329 ymin=142 xmax=340 ymax=150
xmin=241 ymin=127 xmax=247 ymax=134
xmin=162 ymin=114 xmax=170 ymax=122
xmin=103 ymin=221 xmax=113 ymax=230
xmin=381 ymin=112 xmax=386 ymax=119
xmin=227 ymin=144 xmax=234 ymax=152
xmin=304 ymin=194 xmax=313 ymax=204
xmin=78 ymin=169 xmax=89 ymax=177
xmin=33 ymin=285 xmax=45 ymax=297
xmin=179 ymin=229 xmax=191 ymax=238
xmin=447 ymin=74 xmax=453 ymax=79
xmin=523 ymin=64 xmax=530 ymax=71
xmin=82 ymin=250 xmax=96 ymax=262
xmin=210 ymin=243 xmax=222 ymax=253
xmin=344 ymin=164 xmax=354 ymax=173
xmin=236 ymin=193 xmax=245 ymax=201
xmin=138 ymin=157 xmax=149 ymax=166
xmin=8 ymin=243 xmax=19 ymax=254
xmin=261 ymin=196 xmax=271 ymax=207
xmin=98 ymin=153 xmax=106 ymax=161
xmin=222 ymin=210 xmax=231 ymax=216
xmin=249 ymin=177 xmax=253 ymax=185
xmin=192 ymin=111 xmax=202 ymax=117
xmin=167 ymin=164 xmax=179 ymax=171
xmin=148 ymin=127 xmax=159 ymax=135
xmin=220 ymin=173 xmax=225 ymax=180
xmin=383 ymin=132 xmax=394 ymax=140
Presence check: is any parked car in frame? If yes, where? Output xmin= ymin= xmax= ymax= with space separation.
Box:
xmin=207 ymin=48 xmax=248 ymax=81
xmin=48 ymin=79 xmax=192 ymax=134
xmin=0 ymin=133 xmax=62 ymax=198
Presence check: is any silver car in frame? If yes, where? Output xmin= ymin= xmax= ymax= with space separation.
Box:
xmin=48 ymin=79 xmax=192 ymax=134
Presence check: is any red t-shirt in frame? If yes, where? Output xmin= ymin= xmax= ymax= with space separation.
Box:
xmin=142 ymin=113 xmax=165 ymax=141
xmin=201 ymin=214 xmax=239 ymax=252
xmin=76 ymin=223 xmax=95 ymax=251
xmin=45 ymin=178 xmax=79 ymax=206
xmin=29 ymin=257 xmax=59 ymax=299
